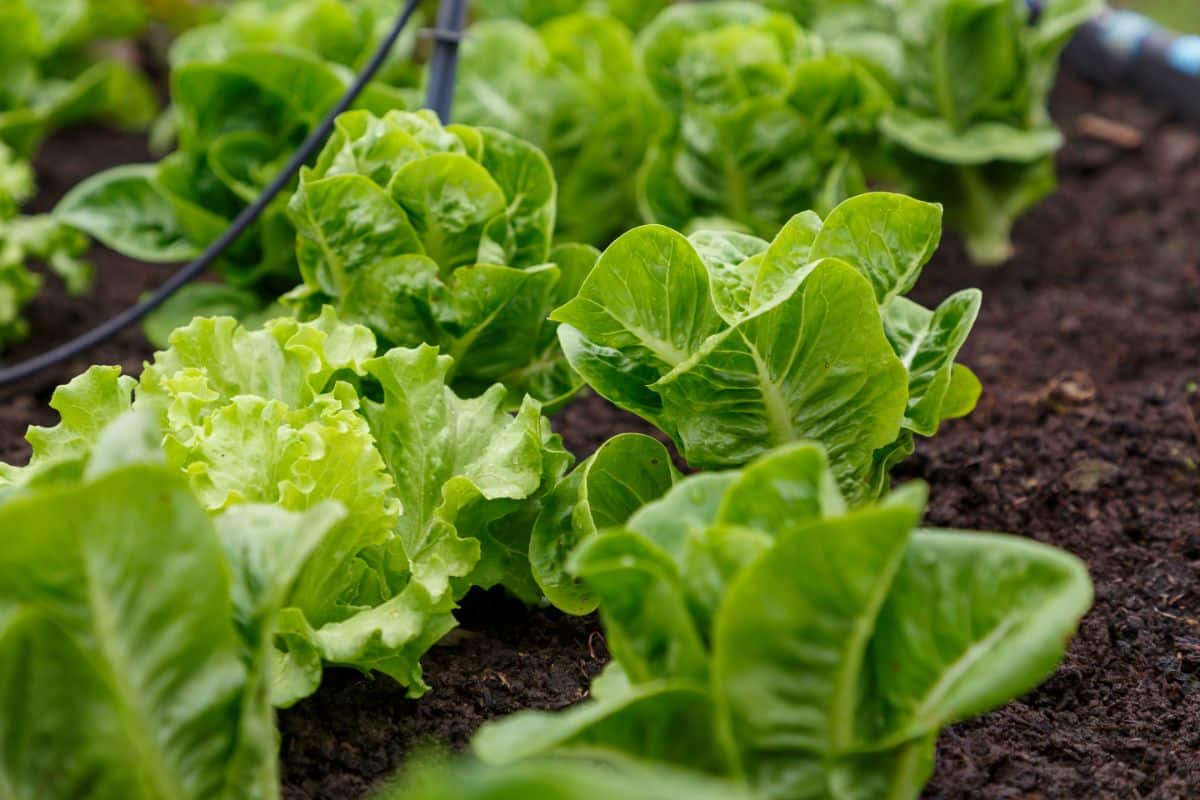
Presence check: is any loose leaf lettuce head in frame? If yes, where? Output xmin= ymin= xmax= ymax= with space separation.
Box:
xmin=821 ymin=0 xmax=1102 ymax=263
xmin=634 ymin=2 xmax=890 ymax=238
xmin=54 ymin=0 xmax=423 ymax=322
xmin=0 ymin=310 xmax=571 ymax=706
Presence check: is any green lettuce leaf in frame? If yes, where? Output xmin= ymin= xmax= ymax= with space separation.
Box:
xmin=472 ymin=0 xmax=671 ymax=29
xmin=843 ymin=0 xmax=1101 ymax=263
xmin=377 ymin=755 xmax=750 ymax=800
xmin=51 ymin=0 xmax=422 ymax=315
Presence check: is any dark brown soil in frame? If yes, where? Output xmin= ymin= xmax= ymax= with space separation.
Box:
xmin=3 ymin=74 xmax=1199 ymax=799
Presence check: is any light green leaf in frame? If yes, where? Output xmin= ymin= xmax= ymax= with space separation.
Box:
xmin=380 ymin=755 xmax=749 ymax=800
xmin=0 ymin=465 xmax=274 ymax=800
xmin=880 ymin=111 xmax=1063 ymax=165
xmin=712 ymin=504 xmax=921 ymax=799
xmin=865 ymin=529 xmax=1093 ymax=743
xmin=0 ymin=366 xmax=134 ymax=489
xmin=474 ymin=680 xmax=722 ymax=771
xmin=653 ymin=259 xmax=908 ymax=502
xmin=531 ymin=434 xmax=677 ymax=614
xmin=809 ymin=193 xmax=943 ymax=307
xmin=883 ymin=290 xmax=983 ymax=436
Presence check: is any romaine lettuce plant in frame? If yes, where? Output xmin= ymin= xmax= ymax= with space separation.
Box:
xmin=0 ymin=309 xmax=571 ymax=706
xmin=453 ymin=13 xmax=662 ymax=245
xmin=285 ymin=109 xmax=595 ymax=408
xmin=0 ymin=411 xmax=342 ymax=800
xmin=635 ymin=2 xmax=890 ymax=238
xmin=626 ymin=0 xmax=1095 ymax=264
xmin=553 ymin=192 xmax=981 ymax=504
xmin=54 ymin=0 xmax=421 ymax=329
xmin=474 ymin=441 xmax=1094 ymax=799
xmin=823 ymin=0 xmax=1102 ymax=263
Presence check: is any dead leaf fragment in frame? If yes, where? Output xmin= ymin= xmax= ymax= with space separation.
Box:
xmin=1064 ymin=458 xmax=1121 ymax=493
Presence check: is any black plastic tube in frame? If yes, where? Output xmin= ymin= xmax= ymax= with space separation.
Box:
xmin=1059 ymin=7 xmax=1200 ymax=122
xmin=0 ymin=0 xmax=423 ymax=389
xmin=426 ymin=0 xmax=469 ymax=122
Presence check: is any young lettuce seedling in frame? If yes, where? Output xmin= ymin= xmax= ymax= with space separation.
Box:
xmin=474 ymin=442 xmax=1094 ymax=799
xmin=553 ymin=191 xmax=981 ymax=505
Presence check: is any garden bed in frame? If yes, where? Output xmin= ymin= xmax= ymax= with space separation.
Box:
xmin=2 ymin=73 xmax=1198 ymax=799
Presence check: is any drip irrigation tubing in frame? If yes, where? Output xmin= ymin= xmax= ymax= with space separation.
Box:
xmin=0 ymin=0 xmax=466 ymax=388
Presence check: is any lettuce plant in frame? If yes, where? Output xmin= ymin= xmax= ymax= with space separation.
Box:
xmin=635 ymin=2 xmax=890 ymax=238
xmin=453 ymin=14 xmax=662 ymax=245
xmin=0 ymin=140 xmax=91 ymax=348
xmin=826 ymin=0 xmax=1102 ymax=263
xmin=285 ymin=109 xmax=594 ymax=408
xmin=0 ymin=411 xmax=342 ymax=800
xmin=472 ymin=0 xmax=672 ymax=30
xmin=474 ymin=442 xmax=1094 ymax=799
xmin=0 ymin=309 xmax=571 ymax=706
xmin=554 ymin=192 xmax=981 ymax=504
xmin=54 ymin=0 xmax=420 ymax=323
xmin=0 ymin=0 xmax=157 ymax=348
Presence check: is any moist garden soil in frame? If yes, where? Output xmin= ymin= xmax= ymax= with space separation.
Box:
xmin=3 ymin=74 xmax=1198 ymax=799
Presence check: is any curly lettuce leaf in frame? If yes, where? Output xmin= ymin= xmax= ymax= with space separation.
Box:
xmin=475 ymin=442 xmax=1094 ymax=799
xmin=3 ymin=310 xmax=570 ymax=705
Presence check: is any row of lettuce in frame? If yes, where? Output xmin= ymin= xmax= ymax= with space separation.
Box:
xmin=1 ymin=1 xmax=1096 ymax=795
xmin=0 ymin=107 xmax=1092 ymax=797
xmin=0 ymin=0 xmax=1098 ymax=350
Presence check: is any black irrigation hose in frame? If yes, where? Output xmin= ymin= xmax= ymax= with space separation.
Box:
xmin=426 ymin=0 xmax=469 ymax=122
xmin=0 ymin=0 xmax=434 ymax=389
